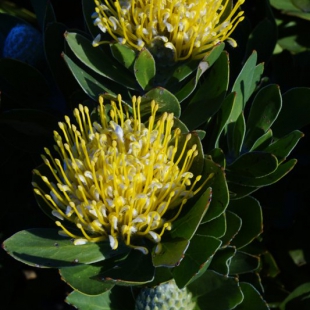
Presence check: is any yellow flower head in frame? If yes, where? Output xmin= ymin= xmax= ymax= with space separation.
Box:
xmin=92 ymin=0 xmax=245 ymax=61
xmin=33 ymin=95 xmax=204 ymax=253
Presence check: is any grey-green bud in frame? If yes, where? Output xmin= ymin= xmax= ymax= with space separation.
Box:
xmin=135 ymin=280 xmax=196 ymax=310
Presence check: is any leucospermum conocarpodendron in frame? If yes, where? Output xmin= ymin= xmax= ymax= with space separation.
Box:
xmin=33 ymin=96 xmax=207 ymax=253
xmin=92 ymin=0 xmax=245 ymax=61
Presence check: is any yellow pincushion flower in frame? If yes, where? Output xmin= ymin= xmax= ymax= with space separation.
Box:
xmin=92 ymin=0 xmax=245 ymax=61
xmin=33 ymin=95 xmax=205 ymax=253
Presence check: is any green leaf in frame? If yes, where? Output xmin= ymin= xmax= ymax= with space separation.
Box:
xmin=209 ymin=246 xmax=236 ymax=275
xmin=262 ymin=251 xmax=280 ymax=278
xmin=244 ymin=84 xmax=282 ymax=151
xmin=200 ymin=158 xmax=229 ymax=223
xmin=250 ymin=129 xmax=273 ymax=152
xmin=3 ymin=228 xmax=129 ymax=268
xmin=208 ymin=92 xmax=236 ymax=150
xmin=291 ymin=0 xmax=310 ymax=12
xmin=173 ymin=235 xmax=222 ymax=288
xmin=277 ymin=34 xmax=309 ymax=54
xmin=197 ymin=213 xmax=226 ymax=238
xmin=249 ymin=63 xmax=265 ymax=100
xmin=289 ymin=249 xmax=307 ymax=267
xmin=272 ymin=88 xmax=310 ymax=138
xmin=166 ymin=43 xmax=225 ymax=89
xmin=110 ymin=43 xmax=136 ymax=70
xmin=227 ymin=152 xmax=278 ymax=178
xmin=229 ymin=112 xmax=246 ymax=159
xmin=99 ymin=250 xmax=155 ymax=286
xmin=0 ymin=3 xmax=36 ymax=23
xmin=224 ymin=57 xmax=264 ymax=152
xmin=201 ymin=42 xmax=225 ymax=69
xmin=230 ymin=52 xmax=262 ymax=123
xmin=66 ymin=286 xmax=135 ymax=310
xmin=228 ymin=183 xmax=260 ymax=200
xmin=175 ymin=60 xmax=209 ymax=103
xmin=239 ymin=273 xmax=264 ymax=294
xmin=188 ymin=270 xmax=243 ymax=310
xmin=235 ymin=283 xmax=270 ymax=310
xmin=271 ymin=0 xmax=310 ymax=20
xmin=241 ymin=239 xmax=266 ymax=257
xmin=227 ymin=159 xmax=297 ymax=189
xmin=174 ymin=43 xmax=225 ymax=103
xmin=172 ymin=117 xmax=190 ymax=133
xmin=164 ymin=59 xmax=200 ymax=89
xmin=152 ymin=239 xmax=189 ymax=267
xmin=279 ymin=282 xmax=310 ymax=310
xmin=170 ymin=188 xmax=212 ymax=240
xmin=134 ymin=48 xmax=156 ymax=90
xmin=271 ymin=0 xmax=299 ymax=10
xmin=229 ymin=252 xmax=260 ymax=275
xmin=264 ymin=130 xmax=304 ymax=163
xmin=220 ymin=211 xmax=242 ymax=246
xmin=181 ymin=52 xmax=229 ymax=130
xmin=141 ymin=87 xmax=181 ymax=118
xmin=228 ymin=196 xmax=263 ymax=249
xmin=67 ymin=291 xmax=111 ymax=310
xmin=60 ymin=263 xmax=115 ymax=295
xmin=65 ymin=32 xmax=136 ymax=89
xmin=63 ymin=53 xmax=118 ymax=100
xmin=275 ymin=17 xmax=310 ymax=52
xmin=196 ymin=130 xmax=206 ymax=140
xmin=147 ymin=267 xmax=173 ymax=287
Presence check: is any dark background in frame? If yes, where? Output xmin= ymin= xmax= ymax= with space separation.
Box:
xmin=1 ymin=0 xmax=310 ymax=309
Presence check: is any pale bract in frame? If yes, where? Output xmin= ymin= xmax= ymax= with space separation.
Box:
xmin=92 ymin=0 xmax=245 ymax=61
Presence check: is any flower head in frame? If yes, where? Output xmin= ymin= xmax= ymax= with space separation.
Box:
xmin=92 ymin=0 xmax=245 ymax=61
xmin=33 ymin=95 xmax=204 ymax=253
